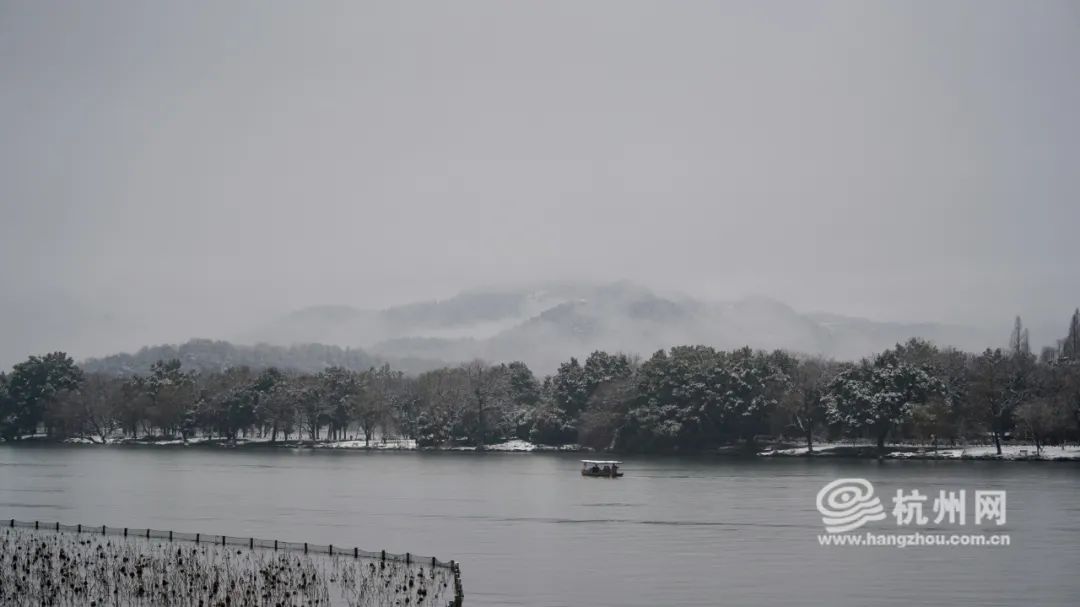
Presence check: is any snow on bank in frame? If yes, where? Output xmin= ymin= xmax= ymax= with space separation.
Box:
xmin=757 ymin=442 xmax=875 ymax=457
xmin=46 ymin=435 xmax=1079 ymax=460
xmin=484 ymin=439 xmax=537 ymax=451
xmin=482 ymin=439 xmax=576 ymax=451
xmin=887 ymin=444 xmax=1080 ymax=461
xmin=293 ymin=438 xmax=571 ymax=451
xmin=60 ymin=436 xmax=253 ymax=447
xmin=317 ymin=438 xmax=417 ymax=450
xmin=52 ymin=435 xmax=579 ymax=452
xmin=758 ymin=442 xmax=1080 ymax=461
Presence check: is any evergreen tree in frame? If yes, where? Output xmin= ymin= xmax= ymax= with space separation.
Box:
xmin=825 ymin=351 xmax=941 ymax=454
xmin=550 ymin=357 xmax=589 ymax=418
xmin=506 ymin=361 xmax=541 ymax=440
xmin=1 ymin=352 xmax=84 ymax=439
xmin=582 ymin=351 xmax=634 ymax=393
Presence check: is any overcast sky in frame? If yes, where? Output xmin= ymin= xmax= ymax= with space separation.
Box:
xmin=2 ymin=1 xmax=1079 ymax=366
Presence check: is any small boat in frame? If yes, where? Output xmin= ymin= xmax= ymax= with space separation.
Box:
xmin=581 ymin=460 xmax=623 ymax=478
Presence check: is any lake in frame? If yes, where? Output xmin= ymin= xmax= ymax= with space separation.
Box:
xmin=1 ymin=446 xmax=1078 ymax=606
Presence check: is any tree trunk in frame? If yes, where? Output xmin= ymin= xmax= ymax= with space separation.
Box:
xmin=876 ymin=430 xmax=887 ymax=456
xmin=806 ymin=427 xmax=814 ymax=454
xmin=993 ymin=430 xmax=1002 ymax=455
xmin=477 ymin=397 xmax=485 ymax=446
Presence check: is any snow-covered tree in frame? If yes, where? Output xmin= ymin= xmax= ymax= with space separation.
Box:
xmin=1 ymin=352 xmax=84 ymax=439
xmin=550 ymin=357 xmax=589 ymax=418
xmin=582 ymin=351 xmax=634 ymax=392
xmin=825 ymin=351 xmax=941 ymax=454
xmin=260 ymin=377 xmax=300 ymax=442
xmin=414 ymin=366 xmax=470 ymax=446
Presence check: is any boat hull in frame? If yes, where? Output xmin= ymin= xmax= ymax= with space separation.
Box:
xmin=581 ymin=471 xmax=623 ymax=478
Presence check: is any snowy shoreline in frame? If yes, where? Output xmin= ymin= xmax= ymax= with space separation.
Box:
xmin=757 ymin=442 xmax=1080 ymax=461
xmin=3 ymin=436 xmax=1078 ymax=460
xmin=9 ymin=436 xmax=581 ymax=453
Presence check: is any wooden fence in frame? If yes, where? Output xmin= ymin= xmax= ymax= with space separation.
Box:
xmin=7 ymin=518 xmax=464 ymax=606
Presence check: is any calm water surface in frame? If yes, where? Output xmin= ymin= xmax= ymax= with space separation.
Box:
xmin=1 ymin=446 xmax=1078 ymax=606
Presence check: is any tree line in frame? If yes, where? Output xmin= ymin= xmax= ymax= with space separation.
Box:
xmin=2 ymin=311 xmax=1079 ymax=455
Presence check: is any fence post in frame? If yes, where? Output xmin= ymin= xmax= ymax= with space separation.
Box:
xmin=124 ymin=528 xmax=128 ymax=537
xmin=55 ymin=522 xmax=59 ymax=531
xmin=304 ymin=542 xmax=308 ymax=554
xmin=354 ymin=547 xmax=358 ymax=559
xmin=381 ymin=550 xmax=385 ymax=562
xmin=432 ymin=556 xmax=436 ymax=567
xmin=329 ymin=544 xmax=333 ymax=556
xmin=35 ymin=521 xmax=38 ymax=530
xmin=169 ymin=530 xmax=173 ymax=541
xmin=9 ymin=519 xmax=13 ymax=528
xmin=102 ymin=525 xmax=106 ymax=535
xmin=451 ymin=561 xmax=464 ymax=607
xmin=221 ymin=535 xmax=225 ymax=546
xmin=145 ymin=529 xmax=150 ymax=539
xmin=406 ymin=552 xmax=410 ymax=564
xmin=249 ymin=538 xmax=253 ymax=549
xmin=274 ymin=540 xmax=277 ymax=551
xmin=77 ymin=524 xmax=81 ymax=533
xmin=195 ymin=533 xmax=199 ymax=544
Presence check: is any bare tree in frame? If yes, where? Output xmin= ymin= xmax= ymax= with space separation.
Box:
xmin=779 ymin=357 xmax=833 ymax=453
xmin=1015 ymin=398 xmax=1067 ymax=455
xmin=969 ymin=349 xmax=1027 ymax=455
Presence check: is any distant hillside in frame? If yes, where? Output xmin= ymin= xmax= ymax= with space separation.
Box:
xmin=240 ymin=286 xmax=572 ymax=347
xmin=240 ymin=282 xmax=999 ymax=374
xmin=83 ymin=284 xmax=1002 ymax=376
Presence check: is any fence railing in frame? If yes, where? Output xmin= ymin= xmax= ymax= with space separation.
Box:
xmin=7 ymin=518 xmax=464 ymax=606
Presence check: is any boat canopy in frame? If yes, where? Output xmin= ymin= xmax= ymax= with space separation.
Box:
xmin=581 ymin=460 xmax=621 ymax=465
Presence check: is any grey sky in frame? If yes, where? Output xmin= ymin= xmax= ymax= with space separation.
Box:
xmin=2 ymin=1 xmax=1078 ymax=367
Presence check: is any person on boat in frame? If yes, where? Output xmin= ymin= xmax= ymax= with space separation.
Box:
xmin=590 ymin=464 xmax=600 ymax=474
xmin=602 ymin=465 xmax=610 ymax=475
xmin=611 ymin=464 xmax=618 ymax=476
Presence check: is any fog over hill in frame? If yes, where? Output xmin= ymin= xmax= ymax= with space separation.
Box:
xmin=214 ymin=282 xmax=997 ymax=375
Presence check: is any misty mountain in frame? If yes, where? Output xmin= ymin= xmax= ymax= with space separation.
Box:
xmin=242 ymin=288 xmax=570 ymax=347
xmin=242 ymin=282 xmax=998 ymax=374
